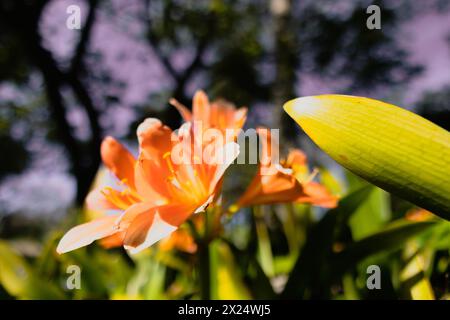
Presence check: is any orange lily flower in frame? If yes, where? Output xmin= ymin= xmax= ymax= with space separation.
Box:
xmin=159 ymin=228 xmax=198 ymax=253
xmin=405 ymin=208 xmax=433 ymax=222
xmin=236 ymin=128 xmax=338 ymax=208
xmin=57 ymin=118 xmax=239 ymax=254
xmin=170 ymin=90 xmax=247 ymax=139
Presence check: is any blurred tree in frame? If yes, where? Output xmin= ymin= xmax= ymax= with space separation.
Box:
xmin=0 ymin=0 xmax=431 ymax=205
xmin=135 ymin=0 xmax=423 ymax=140
xmin=0 ymin=98 xmax=34 ymax=179
xmin=296 ymin=0 xmax=422 ymax=89
xmin=0 ymin=0 xmax=102 ymax=204
xmin=0 ymin=135 xmax=29 ymax=179
xmin=416 ymin=86 xmax=450 ymax=131
xmin=138 ymin=0 xmax=270 ymax=127
xmin=271 ymin=0 xmax=298 ymax=148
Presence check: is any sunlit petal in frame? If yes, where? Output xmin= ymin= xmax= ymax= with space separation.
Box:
xmin=101 ymin=137 xmax=136 ymax=188
xmin=170 ymin=98 xmax=192 ymax=122
xmin=124 ymin=209 xmax=178 ymax=254
xmin=134 ymin=157 xmax=172 ymax=201
xmin=192 ymin=90 xmax=210 ymax=127
xmin=56 ymin=215 xmax=119 ymax=254
xmin=85 ymin=188 xmax=118 ymax=211
xmin=295 ymin=182 xmax=338 ymax=208
xmin=208 ymin=142 xmax=240 ymax=193
xmin=137 ymin=118 xmax=173 ymax=161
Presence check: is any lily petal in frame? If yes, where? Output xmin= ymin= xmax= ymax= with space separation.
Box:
xmin=296 ymin=182 xmax=338 ymax=208
xmin=237 ymin=172 xmax=300 ymax=207
xmin=159 ymin=229 xmax=197 ymax=253
xmin=118 ymin=201 xmax=161 ymax=228
xmin=100 ymin=201 xmax=160 ymax=249
xmin=208 ymin=142 xmax=240 ymax=193
xmin=56 ymin=215 xmax=119 ymax=254
xmin=234 ymin=107 xmax=248 ymax=128
xmin=256 ymin=127 xmax=279 ymax=168
xmin=286 ymin=149 xmax=307 ymax=168
xmin=100 ymin=232 xmax=125 ymax=249
xmin=157 ymin=203 xmax=197 ymax=227
xmin=135 ymin=157 xmax=172 ymax=201
xmin=170 ymin=98 xmax=192 ymax=122
xmin=192 ymin=90 xmax=210 ymax=126
xmin=101 ymin=137 xmax=136 ymax=188
xmin=137 ymin=118 xmax=173 ymax=161
xmin=123 ymin=206 xmax=181 ymax=254
xmin=85 ymin=188 xmax=118 ymax=211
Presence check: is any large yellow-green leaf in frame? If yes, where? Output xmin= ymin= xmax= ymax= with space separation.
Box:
xmin=284 ymin=95 xmax=450 ymax=220
xmin=0 ymin=241 xmax=64 ymax=299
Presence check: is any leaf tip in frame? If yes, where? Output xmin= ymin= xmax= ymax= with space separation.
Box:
xmin=283 ymin=95 xmax=336 ymax=126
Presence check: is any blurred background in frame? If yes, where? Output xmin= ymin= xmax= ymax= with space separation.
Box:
xmin=0 ymin=0 xmax=449 ymax=299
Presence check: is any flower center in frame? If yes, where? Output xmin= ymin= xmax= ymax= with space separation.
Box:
xmin=163 ymin=151 xmax=208 ymax=204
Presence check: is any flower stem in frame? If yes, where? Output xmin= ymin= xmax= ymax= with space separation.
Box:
xmin=198 ymin=208 xmax=213 ymax=300
xmin=198 ymin=242 xmax=211 ymax=300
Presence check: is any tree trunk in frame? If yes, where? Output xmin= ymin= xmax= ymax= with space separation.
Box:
xmin=271 ymin=0 xmax=299 ymax=151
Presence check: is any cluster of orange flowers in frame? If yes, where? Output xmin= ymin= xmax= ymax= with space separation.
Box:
xmin=57 ymin=91 xmax=337 ymax=255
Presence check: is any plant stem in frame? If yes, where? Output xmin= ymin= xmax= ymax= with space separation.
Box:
xmin=197 ymin=210 xmax=212 ymax=300
xmin=198 ymin=242 xmax=211 ymax=300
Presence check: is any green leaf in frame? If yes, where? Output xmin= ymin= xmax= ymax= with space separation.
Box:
xmin=284 ymin=95 xmax=450 ymax=220
xmin=225 ymin=240 xmax=276 ymax=299
xmin=0 ymin=241 xmax=64 ymax=299
xmin=210 ymin=240 xmax=252 ymax=299
xmin=253 ymin=206 xmax=274 ymax=277
xmin=348 ymin=180 xmax=391 ymax=240
xmin=0 ymin=241 xmax=31 ymax=297
xmin=331 ymin=220 xmax=437 ymax=276
xmin=281 ymin=186 xmax=373 ymax=299
xmin=127 ymin=252 xmax=166 ymax=299
xmin=319 ymin=166 xmax=344 ymax=196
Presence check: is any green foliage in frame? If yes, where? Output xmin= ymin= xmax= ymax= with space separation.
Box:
xmin=332 ymin=219 xmax=438 ymax=276
xmin=282 ymin=186 xmax=374 ymax=299
xmin=1 ymin=178 xmax=447 ymax=300
xmin=0 ymin=240 xmax=64 ymax=299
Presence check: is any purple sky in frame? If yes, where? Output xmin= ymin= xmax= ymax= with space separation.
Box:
xmin=299 ymin=8 xmax=450 ymax=105
xmin=1 ymin=0 xmax=449 ymax=219
xmin=40 ymin=0 xmax=450 ymax=115
xmin=401 ymin=10 xmax=450 ymax=103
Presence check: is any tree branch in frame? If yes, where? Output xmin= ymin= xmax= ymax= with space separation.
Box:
xmin=69 ymin=0 xmax=100 ymax=76
xmin=143 ymin=0 xmax=180 ymax=81
xmin=14 ymin=0 xmax=103 ymax=203
xmin=147 ymin=31 xmax=181 ymax=82
xmin=67 ymin=0 xmax=102 ymax=151
xmin=20 ymin=2 xmax=83 ymax=180
xmin=179 ymin=37 xmax=208 ymax=85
